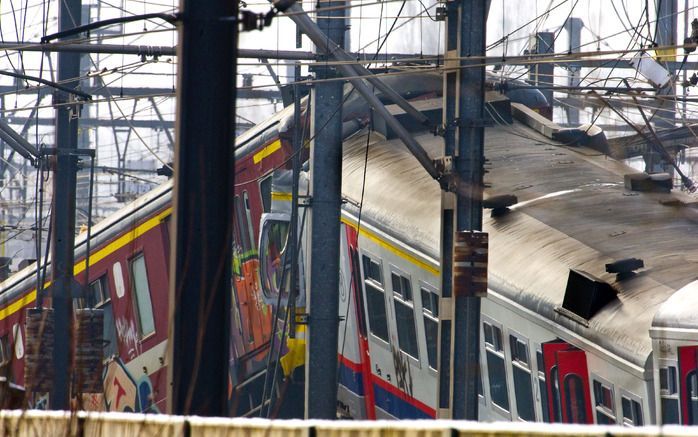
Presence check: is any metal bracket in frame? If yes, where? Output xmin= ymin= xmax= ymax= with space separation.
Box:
xmin=298 ymin=195 xmax=312 ymax=207
xmin=295 ymin=313 xmax=309 ymax=324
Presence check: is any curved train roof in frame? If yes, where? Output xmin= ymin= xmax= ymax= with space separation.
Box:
xmin=342 ymin=116 xmax=698 ymax=369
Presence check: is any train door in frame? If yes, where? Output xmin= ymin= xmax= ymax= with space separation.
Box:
xmin=678 ymin=345 xmax=698 ymax=425
xmin=359 ymin=251 xmax=400 ymax=418
xmin=541 ymin=340 xmax=593 ymax=424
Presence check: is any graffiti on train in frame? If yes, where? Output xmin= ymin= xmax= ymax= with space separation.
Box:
xmin=115 ymin=318 xmax=141 ymax=359
xmin=103 ymin=358 xmax=159 ymax=413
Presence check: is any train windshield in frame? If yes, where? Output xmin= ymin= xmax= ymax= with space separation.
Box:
xmin=259 ymin=217 xmax=291 ymax=304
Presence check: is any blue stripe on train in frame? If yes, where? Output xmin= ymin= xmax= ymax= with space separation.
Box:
xmin=338 ymin=361 xmax=365 ymax=396
xmin=372 ymin=383 xmax=432 ymax=419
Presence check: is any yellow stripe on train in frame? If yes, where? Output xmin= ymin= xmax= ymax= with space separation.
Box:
xmin=340 ymin=217 xmax=440 ymax=277
xmin=253 ymin=140 xmax=281 ymax=164
xmin=0 ymin=208 xmax=172 ymax=322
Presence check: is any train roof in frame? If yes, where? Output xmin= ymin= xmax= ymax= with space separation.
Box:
xmin=342 ymin=111 xmax=698 ymax=368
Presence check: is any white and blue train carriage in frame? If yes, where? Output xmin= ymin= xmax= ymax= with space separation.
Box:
xmin=256 ymin=75 xmax=698 ymax=425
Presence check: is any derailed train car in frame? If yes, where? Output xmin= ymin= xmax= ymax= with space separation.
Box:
xmin=4 ymin=68 xmax=696 ymax=427
xmin=257 ymin=77 xmax=698 ymax=424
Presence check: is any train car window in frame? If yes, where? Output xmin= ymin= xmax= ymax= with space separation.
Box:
xmin=660 ymin=365 xmax=680 ymax=424
xmin=259 ymin=175 xmax=273 ymax=213
xmin=259 ymin=219 xmax=290 ymax=301
xmin=362 ymin=255 xmax=389 ymax=344
xmin=592 ymin=379 xmax=616 ymax=424
xmin=130 ymin=254 xmax=156 ymax=337
xmin=391 ymin=272 xmax=418 ymax=359
xmin=234 ymin=195 xmax=252 ymax=254
xmin=421 ymin=286 xmax=438 ymax=369
xmin=551 ymin=367 xmax=563 ymax=422
xmin=536 ymin=348 xmax=550 ymax=422
xmin=687 ymin=371 xmax=698 ymax=425
xmin=0 ymin=335 xmax=10 ymax=367
xmin=483 ymin=321 xmax=509 ymax=412
xmin=660 ymin=366 xmax=678 ymax=394
xmin=90 ymin=276 xmax=118 ymax=358
xmin=564 ymin=375 xmax=587 ymax=423
xmin=621 ymin=395 xmax=643 ymax=426
xmin=421 ymin=287 xmax=438 ymax=317
xmin=243 ymin=191 xmax=256 ymax=252
xmin=509 ymin=334 xmax=534 ymax=421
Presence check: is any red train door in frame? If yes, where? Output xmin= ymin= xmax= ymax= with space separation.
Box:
xmin=678 ymin=345 xmax=698 ymax=425
xmin=556 ymin=348 xmax=593 ymax=424
xmin=542 ymin=340 xmax=568 ymax=422
xmin=542 ymin=340 xmax=593 ymax=424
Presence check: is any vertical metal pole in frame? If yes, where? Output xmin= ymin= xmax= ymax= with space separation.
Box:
xmin=305 ymin=0 xmax=345 ymax=420
xmin=656 ymin=0 xmax=678 ymax=130
xmin=437 ymin=0 xmax=487 ymax=420
xmin=529 ymin=32 xmax=554 ymax=120
xmin=565 ymin=18 xmax=583 ymax=125
xmin=168 ymin=0 xmax=236 ymax=416
xmin=50 ymin=0 xmax=82 ymax=410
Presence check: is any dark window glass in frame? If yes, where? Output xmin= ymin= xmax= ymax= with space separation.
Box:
xmin=89 ymin=276 xmax=118 ymax=358
xmin=0 ymin=335 xmax=11 ymax=366
xmin=688 ymin=371 xmax=698 ymax=425
xmin=509 ymin=336 xmax=529 ymax=365
xmin=513 ymin=365 xmax=535 ymax=421
xmin=662 ymin=398 xmax=680 ymax=424
xmin=130 ymin=254 xmax=155 ymax=337
xmin=391 ymin=273 xmax=411 ymax=301
xmin=564 ymin=374 xmax=587 ymax=424
xmin=551 ymin=366 xmax=563 ymax=422
xmin=593 ymin=380 xmax=614 ymax=410
xmin=234 ymin=196 xmax=251 ymax=253
xmin=660 ymin=366 xmax=678 ymax=395
xmin=540 ymin=378 xmax=550 ymax=422
xmin=484 ymin=323 xmax=493 ymax=346
xmin=259 ymin=175 xmax=272 ymax=213
xmin=486 ymin=350 xmax=509 ymax=411
xmin=365 ymin=282 xmax=388 ymax=343
xmin=536 ymin=350 xmax=544 ymax=374
xmin=420 ymin=287 xmax=438 ymax=317
xmin=622 ymin=396 xmax=643 ymax=426
xmin=394 ymin=298 xmax=418 ymax=358
xmin=424 ymin=315 xmax=438 ymax=368
xmin=596 ymin=411 xmax=615 ymax=424
xmin=363 ymin=256 xmax=382 ymax=283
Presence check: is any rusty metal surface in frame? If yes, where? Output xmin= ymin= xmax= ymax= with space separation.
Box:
xmin=453 ymin=231 xmax=488 ymax=297
xmin=24 ymin=308 xmax=54 ymax=393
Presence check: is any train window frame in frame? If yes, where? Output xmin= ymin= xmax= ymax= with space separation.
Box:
xmin=389 ymin=266 xmax=420 ymax=363
xmin=129 ymin=253 xmax=156 ymax=339
xmin=659 ymin=360 xmax=680 ymax=424
xmin=419 ymin=281 xmax=439 ymax=371
xmin=0 ymin=334 xmax=11 ymax=367
xmin=620 ymin=390 xmax=644 ymax=427
xmin=91 ymin=275 xmax=119 ymax=359
xmin=360 ymin=252 xmax=390 ymax=347
xmin=592 ymin=376 xmax=617 ymax=425
xmin=259 ymin=173 xmax=273 ymax=213
xmin=482 ymin=316 xmax=510 ymax=417
xmin=535 ymin=345 xmax=551 ymax=423
xmin=508 ymin=331 xmax=535 ymax=422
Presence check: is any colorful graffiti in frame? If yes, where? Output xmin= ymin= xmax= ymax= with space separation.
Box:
xmin=103 ymin=358 xmax=159 ymax=413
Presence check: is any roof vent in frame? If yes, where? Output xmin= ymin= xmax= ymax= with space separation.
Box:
xmin=560 ymin=269 xmax=617 ymax=321
xmin=483 ymin=194 xmax=518 ymax=217
xmin=624 ymin=172 xmax=672 ymax=193
xmin=605 ymin=257 xmax=644 ymax=280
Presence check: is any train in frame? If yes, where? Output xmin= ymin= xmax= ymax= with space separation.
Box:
xmin=0 ymin=68 xmax=695 ymax=427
